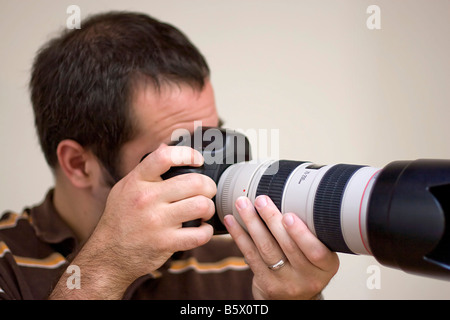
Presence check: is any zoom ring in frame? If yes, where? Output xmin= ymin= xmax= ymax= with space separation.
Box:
xmin=313 ymin=164 xmax=365 ymax=254
xmin=255 ymin=160 xmax=304 ymax=211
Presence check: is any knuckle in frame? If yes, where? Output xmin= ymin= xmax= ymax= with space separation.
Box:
xmin=202 ymin=176 xmax=217 ymax=196
xmin=264 ymin=209 xmax=279 ymax=224
xmin=197 ymin=226 xmax=214 ymax=246
xmin=179 ymin=228 xmax=213 ymax=250
xmin=328 ymin=253 xmax=340 ymax=274
xmin=165 ymin=146 xmax=201 ymax=166
xmin=307 ymin=279 xmax=324 ymax=296
xmin=239 ymin=246 xmax=259 ymax=265
xmin=153 ymin=144 xmax=169 ymax=159
xmin=194 ymin=196 xmax=211 ymax=213
xmin=187 ymin=173 xmax=204 ymax=190
xmin=199 ymin=198 xmax=215 ymax=219
xmin=187 ymin=174 xmax=217 ymax=197
xmin=131 ymin=189 xmax=153 ymax=209
xmin=262 ymin=284 xmax=277 ymax=299
xmin=263 ymin=281 xmax=285 ymax=300
xmin=154 ymin=145 xmax=177 ymax=166
xmin=281 ymin=240 xmax=298 ymax=256
xmin=258 ymin=240 xmax=276 ymax=258
xmin=205 ymin=176 xmax=217 ymax=195
xmin=163 ymin=149 xmax=175 ymax=165
xmin=284 ymin=283 xmax=303 ymax=298
xmin=309 ymin=247 xmax=329 ymax=265
xmin=147 ymin=211 xmax=165 ymax=229
xmin=178 ymin=233 xmax=197 ymax=250
xmin=130 ymin=185 xmax=161 ymax=212
xmin=190 ymin=233 xmax=206 ymax=248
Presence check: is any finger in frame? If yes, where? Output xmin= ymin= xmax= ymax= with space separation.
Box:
xmin=160 ymin=173 xmax=217 ymax=203
xmin=165 ymin=195 xmax=215 ymax=226
xmin=235 ymin=196 xmax=285 ymax=267
xmin=253 ymin=195 xmax=308 ymax=268
xmin=137 ymin=144 xmax=204 ymax=181
xmin=172 ymin=222 xmax=214 ymax=251
xmin=223 ymin=214 xmax=269 ymax=275
xmin=282 ymin=212 xmax=339 ymax=273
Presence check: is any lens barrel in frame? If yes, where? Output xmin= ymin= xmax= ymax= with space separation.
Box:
xmin=217 ymin=159 xmax=450 ymax=281
xmin=217 ymin=160 xmax=379 ymax=255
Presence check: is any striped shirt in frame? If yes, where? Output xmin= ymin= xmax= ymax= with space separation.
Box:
xmin=0 ymin=190 xmax=253 ymax=299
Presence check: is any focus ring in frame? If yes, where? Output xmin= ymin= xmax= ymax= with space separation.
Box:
xmin=313 ymin=164 xmax=365 ymax=254
xmin=256 ymin=160 xmax=304 ymax=211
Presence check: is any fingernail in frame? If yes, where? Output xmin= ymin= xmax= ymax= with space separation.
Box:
xmin=224 ymin=215 xmax=234 ymax=227
xmin=235 ymin=196 xmax=248 ymax=210
xmin=255 ymin=195 xmax=267 ymax=208
xmin=283 ymin=213 xmax=295 ymax=227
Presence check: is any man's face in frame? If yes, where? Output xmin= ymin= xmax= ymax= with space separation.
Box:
xmin=116 ymin=80 xmax=219 ymax=178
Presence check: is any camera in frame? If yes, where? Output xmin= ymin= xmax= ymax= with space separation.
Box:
xmin=157 ymin=127 xmax=450 ymax=281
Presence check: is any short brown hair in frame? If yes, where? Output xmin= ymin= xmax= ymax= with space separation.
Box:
xmin=30 ymin=11 xmax=210 ymax=181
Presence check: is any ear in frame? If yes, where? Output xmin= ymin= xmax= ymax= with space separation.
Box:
xmin=56 ymin=139 xmax=100 ymax=189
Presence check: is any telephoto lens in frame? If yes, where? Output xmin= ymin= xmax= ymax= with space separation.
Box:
xmin=216 ymin=159 xmax=450 ymax=281
xmin=157 ymin=126 xmax=449 ymax=280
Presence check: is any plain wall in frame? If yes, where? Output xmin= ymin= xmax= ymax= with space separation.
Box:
xmin=1 ymin=0 xmax=449 ymax=299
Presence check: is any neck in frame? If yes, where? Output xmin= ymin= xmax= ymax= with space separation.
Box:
xmin=53 ymin=175 xmax=106 ymax=244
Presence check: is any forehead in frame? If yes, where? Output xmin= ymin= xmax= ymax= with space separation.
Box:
xmin=133 ymin=81 xmax=211 ymax=119
xmin=118 ymin=79 xmax=218 ymax=173
xmin=131 ymin=80 xmax=218 ymax=142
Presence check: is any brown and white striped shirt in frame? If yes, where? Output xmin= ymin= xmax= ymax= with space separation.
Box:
xmin=0 ymin=190 xmax=253 ymax=299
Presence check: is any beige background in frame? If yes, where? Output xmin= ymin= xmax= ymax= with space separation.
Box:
xmin=1 ymin=0 xmax=449 ymax=299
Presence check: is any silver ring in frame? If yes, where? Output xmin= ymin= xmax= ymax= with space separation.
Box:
xmin=268 ymin=258 xmax=286 ymax=271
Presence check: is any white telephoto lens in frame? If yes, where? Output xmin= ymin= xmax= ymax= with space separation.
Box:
xmin=217 ymin=160 xmax=381 ymax=256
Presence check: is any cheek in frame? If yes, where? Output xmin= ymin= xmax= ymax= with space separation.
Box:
xmin=117 ymin=144 xmax=149 ymax=178
xmin=92 ymin=164 xmax=116 ymax=209
xmin=109 ymin=139 xmax=143 ymax=181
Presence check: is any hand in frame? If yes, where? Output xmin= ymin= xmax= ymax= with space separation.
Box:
xmin=51 ymin=144 xmax=216 ymax=299
xmin=224 ymin=195 xmax=339 ymax=300
xmin=97 ymin=144 xmax=216 ymax=276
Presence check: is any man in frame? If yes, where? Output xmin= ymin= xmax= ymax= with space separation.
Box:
xmin=0 ymin=11 xmax=339 ymax=299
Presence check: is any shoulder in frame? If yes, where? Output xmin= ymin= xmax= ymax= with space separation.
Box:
xmin=0 ymin=210 xmax=68 ymax=300
xmin=0 ymin=210 xmax=35 ymax=254
xmin=0 ymin=211 xmax=32 ymax=229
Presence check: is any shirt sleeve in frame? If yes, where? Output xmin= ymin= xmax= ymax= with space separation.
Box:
xmin=0 ymin=240 xmax=25 ymax=300
xmin=0 ymin=222 xmax=42 ymax=300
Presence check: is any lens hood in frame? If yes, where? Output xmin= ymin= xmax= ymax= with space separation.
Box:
xmin=368 ymin=159 xmax=450 ymax=280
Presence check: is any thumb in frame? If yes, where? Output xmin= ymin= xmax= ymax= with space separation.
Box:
xmin=136 ymin=144 xmax=204 ymax=181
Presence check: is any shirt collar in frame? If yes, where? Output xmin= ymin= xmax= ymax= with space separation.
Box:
xmin=29 ymin=189 xmax=78 ymax=249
